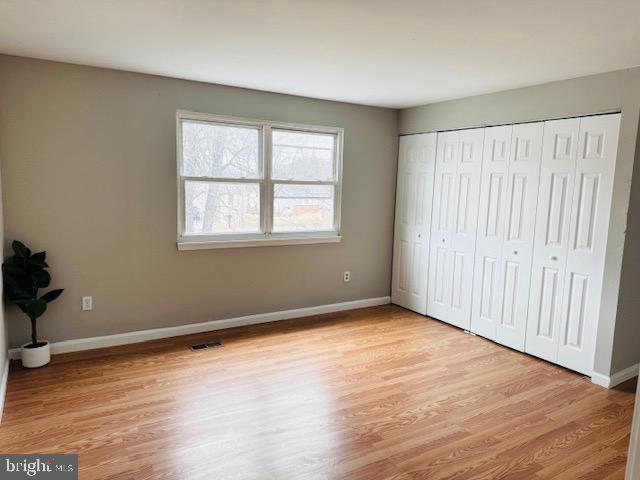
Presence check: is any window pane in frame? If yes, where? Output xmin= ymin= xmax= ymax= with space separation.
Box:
xmin=185 ymin=181 xmax=260 ymax=234
xmin=272 ymin=130 xmax=335 ymax=181
xmin=182 ymin=121 xmax=260 ymax=178
xmin=273 ymin=184 xmax=334 ymax=232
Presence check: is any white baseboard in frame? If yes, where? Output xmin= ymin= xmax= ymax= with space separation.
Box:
xmin=8 ymin=296 xmax=391 ymax=360
xmin=0 ymin=357 xmax=9 ymax=424
xmin=591 ymin=363 xmax=639 ymax=388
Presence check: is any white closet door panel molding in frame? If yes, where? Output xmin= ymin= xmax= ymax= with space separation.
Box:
xmin=496 ymin=122 xmax=543 ymax=351
xmin=448 ymin=128 xmax=484 ymax=330
xmin=428 ymin=131 xmax=459 ymax=321
xmin=557 ymin=114 xmax=620 ymax=374
xmin=392 ymin=133 xmax=436 ymax=314
xmin=526 ymin=118 xmax=580 ymax=363
xmin=429 ymin=129 xmax=484 ymax=330
xmin=471 ymin=125 xmax=512 ymax=340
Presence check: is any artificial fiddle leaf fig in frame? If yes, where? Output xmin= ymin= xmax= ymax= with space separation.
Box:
xmin=28 ymin=251 xmax=49 ymax=269
xmin=23 ymin=299 xmax=47 ymax=320
xmin=2 ymin=266 xmax=31 ymax=301
xmin=41 ymin=289 xmax=64 ymax=304
xmin=32 ymin=269 xmax=51 ymax=288
xmin=2 ymin=241 xmax=64 ymax=347
xmin=12 ymin=240 xmax=30 ymax=258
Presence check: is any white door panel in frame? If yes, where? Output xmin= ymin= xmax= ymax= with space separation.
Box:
xmin=429 ymin=129 xmax=483 ymax=329
xmin=428 ymin=131 xmax=458 ymax=321
xmin=448 ymin=128 xmax=484 ymax=329
xmin=526 ymin=118 xmax=580 ymax=363
xmin=496 ymin=122 xmax=543 ymax=351
xmin=471 ymin=122 xmax=543 ymax=350
xmin=471 ymin=125 xmax=511 ymax=340
xmin=557 ymin=114 xmax=620 ymax=374
xmin=392 ymin=133 xmax=436 ymax=314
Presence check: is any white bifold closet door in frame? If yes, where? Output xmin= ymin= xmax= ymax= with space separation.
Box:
xmin=526 ymin=114 xmax=620 ymax=375
xmin=428 ymin=128 xmax=484 ymax=329
xmin=471 ymin=122 xmax=543 ymax=351
xmin=391 ymin=133 xmax=436 ymax=315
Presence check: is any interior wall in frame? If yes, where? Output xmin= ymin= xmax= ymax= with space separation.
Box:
xmin=0 ymin=55 xmax=399 ymax=346
xmin=399 ymin=67 xmax=640 ymax=377
xmin=0 ymin=163 xmax=7 ymax=385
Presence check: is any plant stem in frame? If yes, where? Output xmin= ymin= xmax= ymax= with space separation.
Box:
xmin=30 ymin=317 xmax=37 ymax=347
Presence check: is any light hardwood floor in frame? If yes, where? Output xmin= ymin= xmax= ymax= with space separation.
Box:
xmin=0 ymin=305 xmax=636 ymax=479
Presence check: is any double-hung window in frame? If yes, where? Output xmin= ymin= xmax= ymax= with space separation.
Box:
xmin=177 ymin=111 xmax=343 ymax=249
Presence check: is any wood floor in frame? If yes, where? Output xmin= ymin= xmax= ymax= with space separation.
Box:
xmin=0 ymin=305 xmax=636 ymax=480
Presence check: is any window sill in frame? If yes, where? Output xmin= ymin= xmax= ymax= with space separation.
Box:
xmin=177 ymin=235 xmax=342 ymax=250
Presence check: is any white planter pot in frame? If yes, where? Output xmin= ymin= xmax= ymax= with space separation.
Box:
xmin=21 ymin=341 xmax=51 ymax=368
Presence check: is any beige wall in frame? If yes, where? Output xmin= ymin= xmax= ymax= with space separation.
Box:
xmin=0 ymin=163 xmax=7 ymax=408
xmin=400 ymin=67 xmax=640 ymax=376
xmin=0 ymin=55 xmax=398 ymax=346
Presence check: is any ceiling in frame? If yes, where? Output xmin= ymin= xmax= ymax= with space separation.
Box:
xmin=1 ymin=0 xmax=639 ymax=108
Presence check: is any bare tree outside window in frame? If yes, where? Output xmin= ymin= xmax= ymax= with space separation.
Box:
xmin=182 ymin=122 xmax=260 ymax=234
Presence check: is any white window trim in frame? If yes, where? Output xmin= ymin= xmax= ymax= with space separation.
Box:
xmin=176 ymin=110 xmax=344 ymax=250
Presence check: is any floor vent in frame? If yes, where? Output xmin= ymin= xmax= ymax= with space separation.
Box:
xmin=190 ymin=340 xmax=224 ymax=351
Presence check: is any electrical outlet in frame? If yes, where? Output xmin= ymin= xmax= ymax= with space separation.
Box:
xmin=343 ymin=271 xmax=351 ymax=282
xmin=82 ymin=296 xmax=93 ymax=311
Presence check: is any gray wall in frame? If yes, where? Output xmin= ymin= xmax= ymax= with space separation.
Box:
xmin=400 ymin=67 xmax=640 ymax=376
xmin=0 ymin=163 xmax=6 ymax=401
xmin=0 ymin=55 xmax=398 ymax=346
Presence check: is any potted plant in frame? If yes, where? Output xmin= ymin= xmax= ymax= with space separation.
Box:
xmin=2 ymin=240 xmax=64 ymax=368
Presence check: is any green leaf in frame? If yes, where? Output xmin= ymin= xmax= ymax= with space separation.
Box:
xmin=25 ymin=263 xmax=45 ymax=275
xmin=2 ymin=263 xmax=31 ymax=282
xmin=23 ymin=299 xmax=47 ymax=320
xmin=2 ymin=263 xmax=27 ymax=274
xmin=5 ymin=284 xmax=33 ymax=302
xmin=32 ymin=269 xmax=51 ymax=288
xmin=41 ymin=289 xmax=63 ymax=303
xmin=27 ymin=252 xmax=48 ymax=268
xmin=2 ymin=265 xmax=32 ymax=299
xmin=12 ymin=241 xmax=31 ymax=258
xmin=4 ymin=255 xmax=20 ymax=265
xmin=30 ymin=251 xmax=46 ymax=261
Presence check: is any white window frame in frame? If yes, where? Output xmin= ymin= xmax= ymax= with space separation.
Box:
xmin=176 ymin=110 xmax=344 ymax=250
